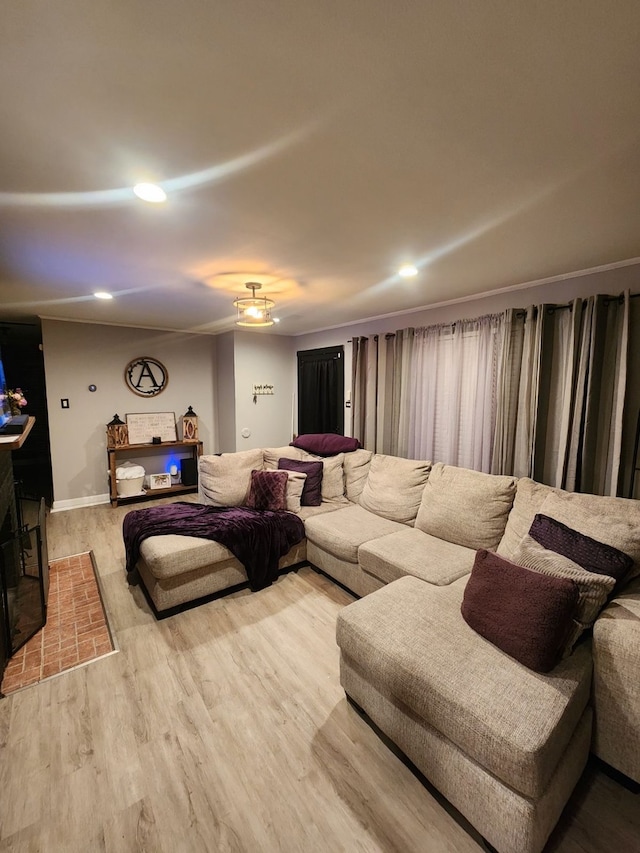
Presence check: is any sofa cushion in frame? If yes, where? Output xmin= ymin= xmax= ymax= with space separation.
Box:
xmin=278 ymin=458 xmax=323 ymax=506
xmin=245 ymin=469 xmax=288 ymax=511
xmin=140 ymin=534 xmax=235 ymax=579
xmin=297 ymin=503 xmax=345 ymax=522
xmin=336 ymin=575 xmax=592 ymax=799
xmin=199 ymin=449 xmax=264 ymax=507
xmin=512 ymin=534 xmax=616 ymax=653
xmin=304 ymin=504 xmax=406 ymax=563
xmin=291 ymin=433 xmax=360 ymax=455
xmin=343 ymin=448 xmax=373 ymax=503
xmin=537 ymin=491 xmax=640 ymax=580
xmin=497 ymin=478 xmax=556 ymax=560
xmin=461 ymin=550 xmax=579 ymax=673
xmin=359 ymin=528 xmax=476 ymax=587
xmin=416 ymin=463 xmax=516 ymax=550
xmin=263 ymin=445 xmax=307 ymax=469
xmin=359 ymin=454 xmax=431 ymax=525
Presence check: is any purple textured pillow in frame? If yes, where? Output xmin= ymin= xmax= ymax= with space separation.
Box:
xmin=290 ymin=433 xmax=360 ymax=456
xmin=278 ymin=458 xmax=323 ymax=506
xmin=529 ymin=514 xmax=633 ymax=582
xmin=461 ymin=550 xmax=579 ymax=673
xmin=245 ymin=470 xmax=288 ymax=512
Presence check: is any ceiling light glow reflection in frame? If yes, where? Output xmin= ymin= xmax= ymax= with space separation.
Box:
xmin=398 ymin=264 xmax=418 ymax=278
xmin=94 ymin=291 xmax=113 ymax=300
xmin=133 ymin=183 xmax=167 ymax=203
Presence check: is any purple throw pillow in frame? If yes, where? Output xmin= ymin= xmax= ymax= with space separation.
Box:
xmin=245 ymin=470 xmax=288 ymax=512
xmin=278 ymin=458 xmax=323 ymax=506
xmin=290 ymin=433 xmax=360 ymax=456
xmin=461 ymin=550 xmax=579 ymax=673
xmin=529 ymin=514 xmax=633 ymax=582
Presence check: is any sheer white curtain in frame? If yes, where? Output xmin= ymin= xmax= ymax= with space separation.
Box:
xmin=407 ymin=315 xmax=503 ymax=470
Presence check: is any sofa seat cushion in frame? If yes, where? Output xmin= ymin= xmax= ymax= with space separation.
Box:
xmin=140 ymin=534 xmax=237 ymax=579
xmin=304 ymin=504 xmax=406 ymax=563
xmin=336 ymin=575 xmax=592 ymax=798
xmin=359 ymin=528 xmax=476 ymax=586
xmin=416 ymin=463 xmax=516 ymax=551
xmin=297 ymin=502 xmax=345 ymax=522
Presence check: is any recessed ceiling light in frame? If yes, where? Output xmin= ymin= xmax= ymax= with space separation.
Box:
xmin=398 ymin=264 xmax=418 ymax=278
xmin=94 ymin=291 xmax=113 ymax=300
xmin=133 ymin=183 xmax=167 ymax=203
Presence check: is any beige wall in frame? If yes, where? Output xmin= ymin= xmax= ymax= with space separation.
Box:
xmin=42 ymin=319 xmax=217 ymax=508
xmin=233 ymin=331 xmax=295 ymax=449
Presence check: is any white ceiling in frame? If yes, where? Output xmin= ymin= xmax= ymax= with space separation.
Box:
xmin=1 ymin=1 xmax=640 ymax=336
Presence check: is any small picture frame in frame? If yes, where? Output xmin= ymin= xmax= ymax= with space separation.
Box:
xmin=147 ymin=472 xmax=172 ymax=490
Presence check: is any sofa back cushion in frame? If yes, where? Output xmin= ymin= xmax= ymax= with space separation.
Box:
xmin=416 ymin=463 xmax=516 ymax=550
xmin=199 ymin=449 xmax=264 ymax=507
xmin=263 ymin=445 xmax=307 ymax=470
xmin=497 ymin=478 xmax=556 ymax=560
xmin=359 ymin=454 xmax=431 ymax=525
xmin=343 ymin=448 xmax=373 ymax=503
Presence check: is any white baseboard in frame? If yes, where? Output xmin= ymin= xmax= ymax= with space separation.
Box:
xmin=51 ymin=493 xmax=111 ymax=513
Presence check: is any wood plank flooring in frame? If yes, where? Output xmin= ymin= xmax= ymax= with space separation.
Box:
xmin=1 ymin=499 xmax=638 ymax=852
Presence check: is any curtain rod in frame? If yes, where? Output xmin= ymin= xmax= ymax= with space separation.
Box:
xmin=350 ymin=292 xmax=639 ymax=340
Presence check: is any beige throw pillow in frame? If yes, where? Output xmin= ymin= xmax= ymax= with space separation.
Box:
xmin=285 ymin=471 xmax=307 ymax=513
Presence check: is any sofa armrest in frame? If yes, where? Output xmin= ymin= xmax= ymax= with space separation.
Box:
xmin=592 ymin=577 xmax=640 ymax=784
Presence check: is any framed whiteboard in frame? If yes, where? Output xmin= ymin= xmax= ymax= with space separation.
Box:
xmin=125 ymin=412 xmax=177 ymax=444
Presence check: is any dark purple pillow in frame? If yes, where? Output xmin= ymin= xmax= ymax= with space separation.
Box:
xmin=290 ymin=433 xmax=360 ymax=456
xmin=245 ymin=470 xmax=288 ymax=512
xmin=461 ymin=550 xmax=579 ymax=673
xmin=278 ymin=458 xmax=323 ymax=506
xmin=529 ymin=514 xmax=633 ymax=582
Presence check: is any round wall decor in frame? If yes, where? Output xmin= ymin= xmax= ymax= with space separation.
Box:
xmin=124 ymin=356 xmax=169 ymax=397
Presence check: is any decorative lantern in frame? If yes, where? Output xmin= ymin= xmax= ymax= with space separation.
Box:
xmin=182 ymin=406 xmax=198 ymax=442
xmin=106 ymin=414 xmax=129 ymax=448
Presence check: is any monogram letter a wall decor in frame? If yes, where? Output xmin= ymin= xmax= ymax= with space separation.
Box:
xmin=124 ymin=356 xmax=169 ymax=397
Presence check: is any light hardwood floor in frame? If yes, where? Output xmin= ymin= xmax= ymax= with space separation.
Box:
xmin=1 ymin=500 xmax=638 ymax=853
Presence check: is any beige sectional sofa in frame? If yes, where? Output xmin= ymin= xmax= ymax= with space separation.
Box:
xmin=130 ymin=444 xmax=640 ymax=853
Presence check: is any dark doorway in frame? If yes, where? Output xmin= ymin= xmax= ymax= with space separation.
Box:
xmin=297 ymin=346 xmax=344 ymax=435
xmin=0 ymin=322 xmax=54 ymax=506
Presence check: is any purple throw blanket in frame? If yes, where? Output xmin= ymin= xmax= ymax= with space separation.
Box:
xmin=123 ymin=503 xmax=305 ymax=592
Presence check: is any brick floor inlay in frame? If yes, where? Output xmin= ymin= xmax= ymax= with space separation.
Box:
xmin=1 ymin=552 xmax=115 ymax=694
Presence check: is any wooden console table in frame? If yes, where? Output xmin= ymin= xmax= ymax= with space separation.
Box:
xmin=107 ymin=439 xmax=203 ymax=507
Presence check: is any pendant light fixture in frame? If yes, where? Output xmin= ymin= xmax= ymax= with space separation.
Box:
xmin=233 ymin=282 xmax=275 ymax=327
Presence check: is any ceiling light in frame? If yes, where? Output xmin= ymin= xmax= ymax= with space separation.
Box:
xmin=133 ymin=183 xmax=167 ymax=203
xmin=233 ymin=282 xmax=275 ymax=328
xmin=398 ymin=264 xmax=418 ymax=278
xmin=94 ymin=291 xmax=113 ymax=300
